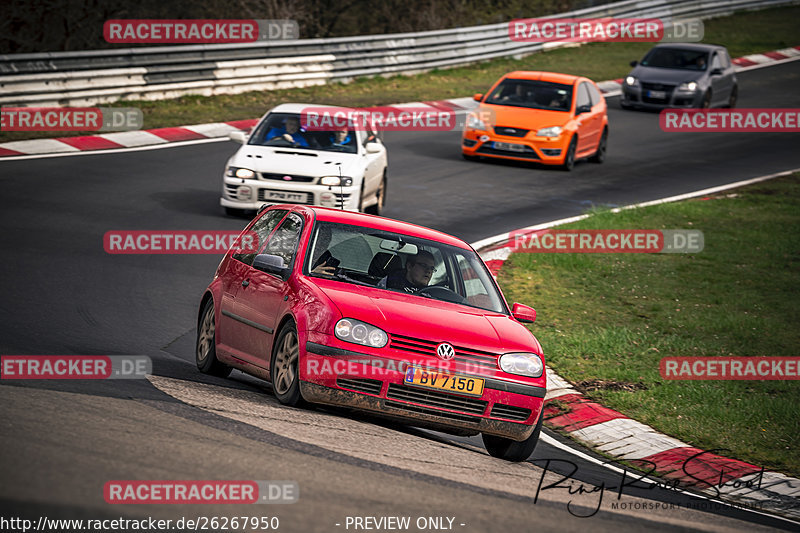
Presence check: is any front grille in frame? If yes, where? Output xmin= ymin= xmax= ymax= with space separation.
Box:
xmin=389 ymin=334 xmax=498 ymax=367
xmin=386 ymin=384 xmax=487 ymax=415
xmin=476 ymin=145 xmax=540 ymax=160
xmin=462 ymin=139 xmax=477 ymax=147
xmin=494 ymin=126 xmax=529 ymax=137
xmin=260 ymin=172 xmax=315 ymax=183
xmin=641 ymin=82 xmax=675 ymax=91
xmin=641 ymin=82 xmax=675 ymax=104
xmin=337 ymin=378 xmax=382 ymax=395
xmin=385 ymin=400 xmax=479 ymax=424
xmin=257 ymin=189 xmax=314 ymax=204
xmin=490 ymin=403 xmax=532 ymax=421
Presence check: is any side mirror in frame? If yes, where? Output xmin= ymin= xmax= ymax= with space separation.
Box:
xmin=253 ymin=254 xmax=289 ymax=279
xmin=710 ymin=68 xmax=723 ymax=76
xmin=630 ymin=60 xmax=638 ymax=67
xmin=576 ymin=104 xmax=591 ymax=115
xmin=229 ymin=131 xmax=248 ymax=144
xmin=365 ymin=142 xmax=382 ymax=154
xmin=512 ymin=303 xmax=536 ymax=323
xmin=473 ymin=93 xmax=484 ymax=102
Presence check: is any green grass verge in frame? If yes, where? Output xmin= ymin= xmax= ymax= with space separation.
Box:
xmin=2 ymin=5 xmax=799 ymax=143
xmin=497 ymin=174 xmax=800 ymax=476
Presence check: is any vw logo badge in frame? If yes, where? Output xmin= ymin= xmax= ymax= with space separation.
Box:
xmin=436 ymin=343 xmax=455 ymax=361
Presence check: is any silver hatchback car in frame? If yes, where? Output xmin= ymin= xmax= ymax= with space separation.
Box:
xmin=621 ymin=43 xmax=738 ymax=110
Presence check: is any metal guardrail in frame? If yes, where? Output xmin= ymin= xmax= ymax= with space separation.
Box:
xmin=0 ymin=0 xmax=796 ymax=106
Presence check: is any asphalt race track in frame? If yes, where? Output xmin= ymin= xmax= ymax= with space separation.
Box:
xmin=0 ymin=61 xmax=798 ymax=532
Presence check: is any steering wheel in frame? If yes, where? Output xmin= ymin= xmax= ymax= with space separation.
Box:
xmin=416 ymin=286 xmax=468 ymax=304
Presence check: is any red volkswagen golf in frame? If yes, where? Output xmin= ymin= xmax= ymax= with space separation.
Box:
xmin=196 ymin=205 xmax=546 ymax=461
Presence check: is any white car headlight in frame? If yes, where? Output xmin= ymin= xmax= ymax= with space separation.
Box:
xmin=320 ymin=176 xmax=354 ymax=187
xmin=335 ymin=318 xmax=388 ymax=348
xmin=625 ymin=76 xmax=638 ymax=87
xmin=226 ymin=166 xmax=256 ymax=180
xmin=466 ymin=113 xmax=488 ymax=131
xmin=499 ymin=352 xmax=544 ymax=378
xmin=678 ymin=81 xmax=698 ymax=92
xmin=536 ymin=126 xmax=562 ymax=138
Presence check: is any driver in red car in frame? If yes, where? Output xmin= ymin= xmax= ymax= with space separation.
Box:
xmin=378 ymin=251 xmax=435 ymax=293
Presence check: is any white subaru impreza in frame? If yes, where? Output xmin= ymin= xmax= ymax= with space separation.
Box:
xmin=221 ymin=103 xmax=388 ymax=216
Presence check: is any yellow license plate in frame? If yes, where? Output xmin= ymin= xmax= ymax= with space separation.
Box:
xmin=403 ymin=367 xmax=484 ymax=396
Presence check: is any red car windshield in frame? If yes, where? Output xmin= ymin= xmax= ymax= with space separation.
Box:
xmin=304 ymin=221 xmax=508 ymax=314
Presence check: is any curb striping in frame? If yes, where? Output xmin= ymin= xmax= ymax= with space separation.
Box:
xmin=472 ymin=169 xmax=800 ymax=520
xmin=2 ymin=45 xmax=798 ymax=158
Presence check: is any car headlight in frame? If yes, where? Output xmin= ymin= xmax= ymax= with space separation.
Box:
xmin=498 ymin=352 xmax=544 ymax=378
xmin=536 ymin=126 xmax=562 ymax=138
xmin=466 ymin=113 xmax=488 ymax=131
xmin=335 ymin=318 xmax=388 ymax=348
xmin=320 ymin=176 xmax=354 ymax=187
xmin=677 ymin=81 xmax=698 ymax=92
xmin=625 ymin=76 xmax=638 ymax=87
xmin=226 ymin=167 xmax=256 ymax=180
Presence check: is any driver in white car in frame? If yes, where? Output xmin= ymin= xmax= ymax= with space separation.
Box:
xmin=378 ymin=251 xmax=435 ymax=293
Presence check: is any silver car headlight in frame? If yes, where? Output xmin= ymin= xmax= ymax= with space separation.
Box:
xmin=536 ymin=126 xmax=562 ymax=138
xmin=320 ymin=176 xmax=354 ymax=187
xmin=499 ymin=352 xmax=544 ymax=378
xmin=677 ymin=81 xmax=698 ymax=92
xmin=226 ymin=167 xmax=256 ymax=179
xmin=335 ymin=318 xmax=388 ymax=348
xmin=466 ymin=113 xmax=488 ymax=131
xmin=625 ymin=76 xmax=639 ymax=87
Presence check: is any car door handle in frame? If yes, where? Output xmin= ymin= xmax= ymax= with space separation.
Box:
xmin=242 ymin=280 xmax=250 ymax=287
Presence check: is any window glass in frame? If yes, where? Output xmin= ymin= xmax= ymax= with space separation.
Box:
xmin=587 ymin=83 xmax=603 ymax=106
xmin=233 ymin=209 xmax=287 ymax=265
xmin=711 ymin=53 xmax=722 ymax=71
xmin=262 ymin=213 xmax=303 ymax=268
xmin=576 ymin=83 xmax=591 ymax=108
xmin=304 ymin=221 xmax=507 ymax=313
xmin=484 ymin=79 xmax=573 ymax=111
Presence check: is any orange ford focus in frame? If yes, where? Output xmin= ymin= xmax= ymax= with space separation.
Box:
xmin=462 ymin=71 xmax=608 ymax=171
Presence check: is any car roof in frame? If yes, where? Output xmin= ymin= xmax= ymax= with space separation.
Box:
xmin=268 ymin=103 xmax=357 ymax=114
xmin=284 ymin=206 xmax=472 ymax=250
xmin=502 ymin=71 xmax=583 ymax=85
xmin=650 ymin=43 xmax=726 ymax=53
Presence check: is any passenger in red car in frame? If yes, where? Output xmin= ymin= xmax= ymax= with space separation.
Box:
xmin=379 ymin=251 xmax=435 ymax=293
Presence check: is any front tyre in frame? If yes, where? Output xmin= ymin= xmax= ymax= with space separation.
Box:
xmin=365 ymin=172 xmax=387 ymax=216
xmin=590 ymin=128 xmax=608 ymax=164
xmin=270 ymin=321 xmax=303 ymax=406
xmin=196 ymin=299 xmax=232 ymax=378
xmin=561 ymin=137 xmax=577 ymax=171
xmin=482 ymin=410 xmax=543 ymax=462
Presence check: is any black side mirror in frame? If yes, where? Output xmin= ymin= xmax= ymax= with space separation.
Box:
xmin=253 ymin=253 xmax=289 ymax=279
xmin=710 ymin=68 xmax=723 ymax=76
xmin=630 ymin=60 xmax=638 ymax=67
xmin=576 ymin=104 xmax=591 ymax=115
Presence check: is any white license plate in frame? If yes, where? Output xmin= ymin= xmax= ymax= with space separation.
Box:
xmin=266 ymin=190 xmax=306 ymax=202
xmin=647 ymin=90 xmax=667 ymax=99
xmin=493 ymin=142 xmax=526 ymax=152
